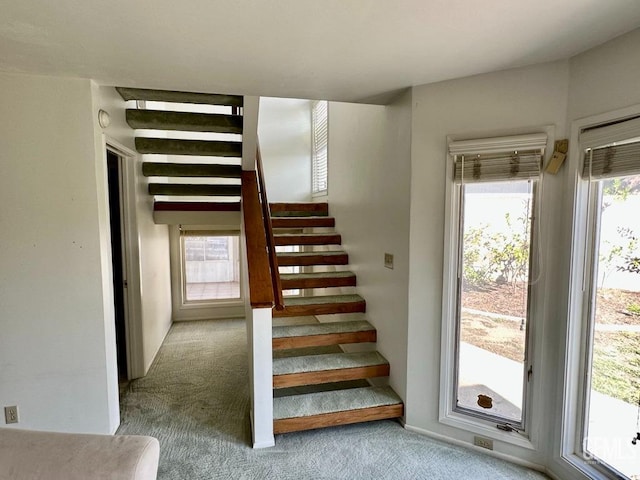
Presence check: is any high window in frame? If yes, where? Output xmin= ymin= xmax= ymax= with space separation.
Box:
xmin=441 ymin=133 xmax=547 ymax=437
xmin=311 ymin=100 xmax=328 ymax=195
xmin=570 ymin=117 xmax=640 ymax=479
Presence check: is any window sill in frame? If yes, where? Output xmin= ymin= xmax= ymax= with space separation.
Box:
xmin=439 ymin=411 xmax=536 ymax=450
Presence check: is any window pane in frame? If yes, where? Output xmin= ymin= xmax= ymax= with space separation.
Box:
xmin=457 ymin=181 xmax=533 ymax=424
xmin=183 ymin=235 xmax=240 ymax=301
xmin=583 ymin=175 xmax=640 ymax=478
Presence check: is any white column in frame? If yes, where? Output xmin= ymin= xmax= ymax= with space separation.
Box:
xmin=242 ymin=96 xmax=260 ymax=171
xmin=246 ymin=307 xmax=275 ymax=448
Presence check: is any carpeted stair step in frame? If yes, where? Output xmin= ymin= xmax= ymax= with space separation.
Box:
xmin=135 ymin=138 xmax=242 ymax=157
xmin=126 ymin=109 xmax=243 ymax=134
xmin=273 ymin=351 xmax=389 ymax=388
xmin=272 ymin=320 xmax=375 ymax=350
xmin=274 ymin=294 xmax=366 ymax=317
xmin=142 ymin=162 xmax=241 ymax=178
xmin=273 ymin=386 xmax=403 ymax=434
xmin=277 ymin=251 xmax=348 ymax=266
xmin=271 ymin=217 xmax=335 ymax=229
xmin=280 ymin=271 xmax=357 ymax=290
xmin=270 ymin=203 xmax=329 ymax=217
xmin=154 ymin=201 xmax=240 ymax=212
xmin=274 ymin=233 xmax=341 ymax=246
xmin=148 ymin=183 xmax=241 ymax=197
xmin=116 ymin=87 xmax=243 ymax=107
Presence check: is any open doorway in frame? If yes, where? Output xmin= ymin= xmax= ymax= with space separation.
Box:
xmin=106 ymin=149 xmax=129 ymax=387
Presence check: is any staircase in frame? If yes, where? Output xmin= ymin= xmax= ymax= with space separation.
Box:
xmin=114 ymin=87 xmax=403 ymax=438
xmin=115 ymin=87 xmax=244 ymax=221
xmin=270 ymin=203 xmax=403 ymax=434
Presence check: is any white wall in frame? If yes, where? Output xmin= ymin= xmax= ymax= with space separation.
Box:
xmin=97 ymin=86 xmax=172 ymax=375
xmin=258 ymin=97 xmax=312 ymax=202
xmin=568 ymin=28 xmax=640 ymax=121
xmin=326 ymin=91 xmax=412 ymax=401
xmin=0 ymin=73 xmax=118 ymax=433
xmin=405 ymin=61 xmax=570 ymax=466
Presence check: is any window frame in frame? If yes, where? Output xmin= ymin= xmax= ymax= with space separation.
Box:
xmin=169 ymin=226 xmax=244 ymax=321
xmin=311 ymin=100 xmax=328 ymax=197
xmin=440 ymin=131 xmax=551 ymax=450
xmin=561 ymin=107 xmax=640 ymax=479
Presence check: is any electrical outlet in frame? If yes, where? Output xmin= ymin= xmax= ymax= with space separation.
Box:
xmin=4 ymin=406 xmax=18 ymax=424
xmin=384 ymin=253 xmax=394 ymax=269
xmin=473 ymin=435 xmax=493 ymax=450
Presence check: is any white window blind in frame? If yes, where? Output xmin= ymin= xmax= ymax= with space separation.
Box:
xmin=449 ymin=133 xmax=547 ymax=184
xmin=580 ymin=116 xmax=640 ymax=180
xmin=312 ymin=100 xmax=328 ymax=194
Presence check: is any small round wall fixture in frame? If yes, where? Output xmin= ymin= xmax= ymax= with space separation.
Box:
xmin=98 ymin=109 xmax=111 ymax=128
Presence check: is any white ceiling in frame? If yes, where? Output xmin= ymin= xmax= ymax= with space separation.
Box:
xmin=1 ymin=0 xmax=640 ymax=103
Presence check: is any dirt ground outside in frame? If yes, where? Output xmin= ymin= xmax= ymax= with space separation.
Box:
xmin=461 ymin=284 xmax=640 ymax=404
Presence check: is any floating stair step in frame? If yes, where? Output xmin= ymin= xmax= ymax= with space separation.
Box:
xmin=277 ymin=251 xmax=348 ymax=267
xmin=148 ymin=183 xmax=241 ymax=197
xmin=270 ymin=203 xmax=329 ymax=217
xmin=135 ymin=138 xmax=242 ymax=157
xmin=274 ymin=294 xmax=366 ymax=317
xmin=142 ymin=162 xmax=242 ymax=178
xmin=280 ymin=271 xmax=357 ymax=290
xmin=154 ymin=201 xmax=240 ymax=212
xmin=274 ymin=233 xmax=341 ymax=246
xmin=116 ymin=87 xmax=243 ymax=107
xmin=274 ymin=380 xmax=371 ymax=399
xmin=273 ymin=320 xmax=375 ymax=350
xmin=271 ymin=217 xmax=335 ymax=229
xmin=273 ymin=386 xmax=403 ymax=434
xmin=126 ymin=109 xmax=243 ymax=133
xmin=273 ymin=351 xmax=389 ymax=388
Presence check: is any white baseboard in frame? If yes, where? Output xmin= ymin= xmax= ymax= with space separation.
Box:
xmin=403 ymin=423 xmax=546 ymax=473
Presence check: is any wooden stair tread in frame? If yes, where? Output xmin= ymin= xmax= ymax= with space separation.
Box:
xmin=273 ymin=320 xmax=373 ymax=342
xmin=274 ymin=295 xmax=366 ymax=318
xmin=274 ymin=233 xmax=341 ymax=246
xmin=283 ymin=294 xmax=364 ymax=307
xmin=280 ymin=271 xmax=356 ymax=289
xmin=142 ymin=162 xmax=241 ymax=178
xmin=148 ymin=183 xmax=241 ymax=197
xmin=126 ymin=109 xmax=242 ymax=133
xmin=272 ymin=217 xmax=335 ymax=228
xmin=270 ymin=203 xmax=328 ymax=215
xmin=274 ymin=386 xmax=402 ymax=419
xmin=277 ymin=251 xmax=348 ymax=266
xmin=116 ymin=87 xmax=243 ymax=106
xmin=272 ymin=320 xmax=375 ymax=350
xmin=273 ymin=351 xmax=387 ymax=376
xmin=154 ymin=201 xmax=240 ymax=212
xmin=135 ymin=137 xmax=242 ymax=157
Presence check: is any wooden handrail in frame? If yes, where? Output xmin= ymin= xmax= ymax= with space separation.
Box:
xmin=256 ymin=145 xmax=285 ymax=310
xmin=241 ymin=170 xmax=274 ymax=308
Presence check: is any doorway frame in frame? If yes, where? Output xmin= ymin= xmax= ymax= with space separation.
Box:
xmin=104 ymin=137 xmax=145 ymax=379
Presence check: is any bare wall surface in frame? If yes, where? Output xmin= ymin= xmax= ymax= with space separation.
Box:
xmin=326 ymin=94 xmax=412 ymax=401
xmin=568 ymin=28 xmax=640 ymax=121
xmin=406 ymin=61 xmax=570 ymax=465
xmin=0 ymin=73 xmax=117 ymax=433
xmin=258 ymin=97 xmax=312 ymax=202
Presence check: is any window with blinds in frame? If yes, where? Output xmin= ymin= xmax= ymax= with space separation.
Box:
xmin=312 ymin=100 xmax=328 ymax=195
xmin=574 ymin=114 xmax=640 ymax=479
xmin=442 ymin=132 xmax=547 ymax=431
xmin=580 ymin=116 xmax=640 ymax=180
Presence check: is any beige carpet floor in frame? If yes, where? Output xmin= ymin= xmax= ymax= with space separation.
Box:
xmin=117 ymin=319 xmax=548 ymax=479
